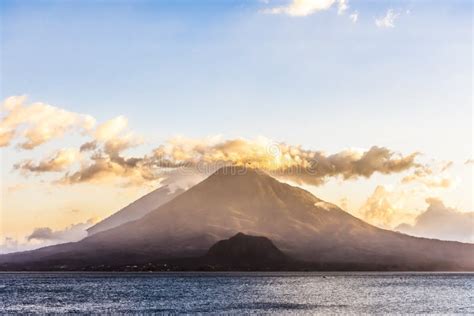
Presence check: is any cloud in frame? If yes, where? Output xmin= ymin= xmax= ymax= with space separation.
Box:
xmin=357 ymin=187 xmax=473 ymax=243
xmin=91 ymin=116 xmax=143 ymax=157
xmin=263 ymin=0 xmax=346 ymax=17
xmin=357 ymin=185 xmax=416 ymax=229
xmin=0 ymin=97 xmax=427 ymax=187
xmin=375 ymin=9 xmax=399 ymax=28
xmin=0 ymin=96 xmax=95 ymax=149
xmin=94 ymin=115 xmax=128 ymax=142
xmin=60 ymin=154 xmax=156 ymax=186
xmin=150 ymin=137 xmax=421 ymax=186
xmin=27 ymin=228 xmax=56 ymax=241
xmin=0 ymin=95 xmax=145 ymax=185
xmin=79 ymin=141 xmax=97 ymax=152
xmin=48 ymin=136 xmax=421 ymax=187
xmin=440 ymin=161 xmax=453 ymax=172
xmin=23 ymin=144 xmax=152 ymax=186
xmin=337 ymin=0 xmax=348 ymax=15
xmin=349 ymin=10 xmax=358 ymax=23
xmin=0 ymin=96 xmax=140 ymax=153
xmin=402 ymin=175 xmax=453 ymax=189
xmin=396 ymin=198 xmax=474 ymax=243
xmin=0 ymin=130 xmax=15 ymax=147
xmin=1 ymin=218 xmax=98 ymax=254
xmin=27 ymin=218 xmax=97 ymax=242
xmin=58 ymin=116 xmax=146 ymax=185
xmin=401 ymin=161 xmax=455 ymax=189
xmin=14 ymin=148 xmax=80 ymax=173
xmin=0 ymin=237 xmax=20 ymax=255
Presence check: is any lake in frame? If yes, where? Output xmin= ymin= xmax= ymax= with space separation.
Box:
xmin=0 ymin=272 xmax=472 ymax=314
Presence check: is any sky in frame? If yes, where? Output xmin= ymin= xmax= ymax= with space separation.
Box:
xmin=1 ymin=0 xmax=473 ymax=252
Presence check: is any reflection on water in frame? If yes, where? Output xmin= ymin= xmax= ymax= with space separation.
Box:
xmin=0 ymin=272 xmax=472 ymax=314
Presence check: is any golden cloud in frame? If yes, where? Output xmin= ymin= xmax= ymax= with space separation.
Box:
xmin=401 ymin=161 xmax=455 ymax=189
xmin=15 ymin=148 xmax=80 ymax=173
xmin=150 ymin=137 xmax=421 ymax=186
xmin=357 ymin=185 xmax=417 ymax=229
xmin=0 ymin=96 xmax=95 ymax=149
xmin=0 ymin=96 xmax=434 ymax=187
xmin=12 ymin=135 xmax=422 ymax=187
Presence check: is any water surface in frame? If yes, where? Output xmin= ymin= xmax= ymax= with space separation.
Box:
xmin=0 ymin=272 xmax=472 ymax=314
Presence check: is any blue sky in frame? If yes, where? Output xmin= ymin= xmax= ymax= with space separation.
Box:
xmin=0 ymin=0 xmax=472 ymax=248
xmin=2 ymin=1 xmax=471 ymax=150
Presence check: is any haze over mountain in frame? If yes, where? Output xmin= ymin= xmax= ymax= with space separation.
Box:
xmin=1 ymin=166 xmax=473 ymax=271
xmin=87 ymin=186 xmax=184 ymax=236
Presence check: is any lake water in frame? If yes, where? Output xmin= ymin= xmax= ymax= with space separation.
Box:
xmin=0 ymin=272 xmax=472 ymax=314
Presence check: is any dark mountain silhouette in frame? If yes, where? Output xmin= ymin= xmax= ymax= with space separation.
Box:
xmin=1 ymin=166 xmax=473 ymax=271
xmin=204 ymin=232 xmax=289 ymax=269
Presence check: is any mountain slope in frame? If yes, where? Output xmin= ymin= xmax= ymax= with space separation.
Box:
xmin=87 ymin=186 xmax=184 ymax=236
xmin=1 ymin=166 xmax=473 ymax=270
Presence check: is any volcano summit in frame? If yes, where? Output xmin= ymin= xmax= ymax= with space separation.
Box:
xmin=1 ymin=167 xmax=473 ymax=271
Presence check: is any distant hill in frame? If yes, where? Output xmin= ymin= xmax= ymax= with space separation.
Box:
xmin=1 ymin=166 xmax=473 ymax=271
xmin=87 ymin=185 xmax=184 ymax=236
xmin=204 ymin=232 xmax=289 ymax=269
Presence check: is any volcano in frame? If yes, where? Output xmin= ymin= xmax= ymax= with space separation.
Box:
xmin=1 ymin=166 xmax=473 ymax=271
xmin=86 ymin=185 xmax=184 ymax=236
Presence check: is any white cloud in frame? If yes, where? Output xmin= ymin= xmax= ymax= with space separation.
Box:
xmin=349 ymin=10 xmax=358 ymax=23
xmin=263 ymin=0 xmax=337 ymax=17
xmin=375 ymin=9 xmax=400 ymax=28
xmin=337 ymin=0 xmax=348 ymax=15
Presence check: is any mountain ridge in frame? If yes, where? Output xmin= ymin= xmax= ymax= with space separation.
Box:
xmin=87 ymin=185 xmax=184 ymax=236
xmin=1 ymin=166 xmax=473 ymax=271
